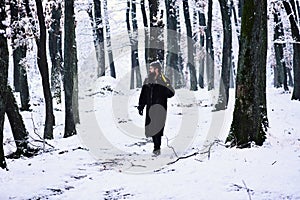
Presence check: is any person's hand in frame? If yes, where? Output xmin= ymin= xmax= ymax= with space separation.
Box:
xmin=137 ymin=106 xmax=143 ymax=116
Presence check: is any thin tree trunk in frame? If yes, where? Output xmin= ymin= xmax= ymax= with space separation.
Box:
xmin=206 ymin=0 xmax=215 ymax=90
xmin=183 ymin=0 xmax=197 ymax=91
xmin=141 ymin=0 xmax=150 ymax=72
xmin=35 ymin=0 xmax=54 ymax=139
xmin=231 ymin=0 xmax=240 ymax=41
xmin=165 ymin=0 xmax=179 ymax=88
xmin=176 ymin=1 xmax=184 ymax=88
xmin=131 ymin=0 xmax=142 ymax=87
xmin=94 ymin=0 xmax=106 ymax=77
xmin=215 ymin=0 xmax=232 ymax=110
xmin=148 ymin=0 xmax=158 ymax=63
xmin=103 ymin=0 xmax=116 ymax=78
xmin=283 ymin=1 xmax=300 ymax=100
xmin=198 ymin=4 xmax=206 ymax=89
xmin=10 ymin=1 xmax=30 ymax=110
xmin=64 ymin=0 xmax=77 ymax=137
xmin=226 ymin=0 xmax=268 ymax=147
xmin=273 ymin=7 xmax=288 ymax=91
xmin=0 ymin=4 xmax=9 ymax=167
xmin=49 ymin=2 xmax=63 ymax=104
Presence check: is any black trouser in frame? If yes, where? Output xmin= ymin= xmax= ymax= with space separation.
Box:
xmin=152 ymin=134 xmax=162 ymax=150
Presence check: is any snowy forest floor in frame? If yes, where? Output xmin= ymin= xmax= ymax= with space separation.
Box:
xmin=0 ymin=81 xmax=300 ymax=199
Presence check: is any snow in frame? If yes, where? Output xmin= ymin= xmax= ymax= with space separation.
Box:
xmin=1 ymin=0 xmax=300 ymax=199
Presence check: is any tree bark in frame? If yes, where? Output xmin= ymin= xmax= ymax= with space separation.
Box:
xmin=206 ymin=0 xmax=215 ymax=91
xmin=0 ymin=5 xmax=31 ymax=168
xmin=198 ymin=3 xmax=206 ymax=89
xmin=94 ymin=0 xmax=106 ymax=77
xmin=148 ymin=0 xmax=158 ymax=63
xmin=183 ymin=0 xmax=197 ymax=91
xmin=49 ymin=2 xmax=63 ymax=104
xmin=103 ymin=0 xmax=116 ymax=78
xmin=165 ymin=0 xmax=180 ymax=88
xmin=283 ymin=1 xmax=300 ymax=100
xmin=35 ymin=0 xmax=54 ymax=139
xmin=64 ymin=0 xmax=77 ymax=137
xmin=141 ymin=0 xmax=150 ymax=72
xmin=226 ymin=0 xmax=268 ymax=147
xmin=10 ymin=1 xmax=30 ymax=110
xmin=273 ymin=6 xmax=288 ymax=91
xmin=215 ymin=0 xmax=232 ymax=110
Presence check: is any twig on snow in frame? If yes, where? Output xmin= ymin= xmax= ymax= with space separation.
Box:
xmin=167 ymin=140 xmax=222 ymax=165
xmin=30 ymin=113 xmax=54 ymax=149
xmin=242 ymin=180 xmax=252 ymax=200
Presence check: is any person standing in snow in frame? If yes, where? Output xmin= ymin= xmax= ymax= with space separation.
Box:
xmin=137 ymin=61 xmax=175 ymax=155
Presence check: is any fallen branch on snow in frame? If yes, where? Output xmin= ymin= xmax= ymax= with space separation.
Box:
xmin=167 ymin=140 xmax=222 ymax=165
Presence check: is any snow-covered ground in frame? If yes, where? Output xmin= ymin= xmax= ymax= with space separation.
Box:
xmin=1 ymin=0 xmax=300 ymax=199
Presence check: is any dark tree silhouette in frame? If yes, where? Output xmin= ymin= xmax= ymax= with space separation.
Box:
xmin=35 ymin=0 xmax=55 ymax=139
xmin=103 ymin=0 xmax=116 ymax=78
xmin=10 ymin=1 xmax=30 ymax=111
xmin=183 ymin=0 xmax=197 ymax=91
xmin=273 ymin=4 xmax=288 ymax=91
xmin=49 ymin=1 xmax=63 ymax=104
xmin=283 ymin=1 xmax=300 ymax=100
xmin=206 ymin=0 xmax=215 ymax=91
xmin=215 ymin=0 xmax=232 ymax=110
xmin=226 ymin=0 xmax=268 ymax=148
xmin=94 ymin=0 xmax=105 ymax=77
xmin=64 ymin=0 xmax=77 ymax=137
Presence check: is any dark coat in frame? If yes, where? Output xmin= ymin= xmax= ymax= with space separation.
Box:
xmin=138 ymin=74 xmax=175 ymax=137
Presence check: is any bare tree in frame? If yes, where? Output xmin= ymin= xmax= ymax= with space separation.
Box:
xmin=10 ymin=1 xmax=31 ymax=111
xmin=94 ymin=0 xmax=105 ymax=77
xmin=206 ymin=0 xmax=215 ymax=91
xmin=283 ymin=0 xmax=300 ymax=100
xmin=183 ymin=0 xmax=197 ymax=91
xmin=273 ymin=3 xmax=288 ymax=91
xmin=226 ymin=0 xmax=268 ymax=148
xmin=49 ymin=1 xmax=63 ymax=104
xmin=64 ymin=0 xmax=77 ymax=137
xmin=1 ymin=3 xmax=36 ymax=169
xmin=141 ymin=0 xmax=150 ymax=72
xmin=215 ymin=0 xmax=232 ymax=110
xmin=127 ymin=0 xmax=142 ymax=89
xmin=103 ymin=0 xmax=116 ymax=78
xmin=35 ymin=0 xmax=55 ymax=139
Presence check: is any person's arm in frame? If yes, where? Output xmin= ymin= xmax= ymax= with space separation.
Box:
xmin=138 ymin=79 xmax=148 ymax=115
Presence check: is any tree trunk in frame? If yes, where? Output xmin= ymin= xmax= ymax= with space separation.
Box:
xmin=206 ymin=0 xmax=215 ymax=91
xmin=148 ymin=0 xmax=158 ymax=63
xmin=0 ymin=6 xmax=31 ymax=168
xmin=165 ymin=0 xmax=180 ymax=88
xmin=183 ymin=0 xmax=197 ymax=91
xmin=231 ymin=0 xmax=240 ymax=41
xmin=0 ymin=4 xmax=9 ymax=167
xmin=176 ymin=1 xmax=184 ymax=88
xmin=198 ymin=4 xmax=206 ymax=89
xmin=238 ymin=0 xmax=244 ymax=17
xmin=128 ymin=0 xmax=142 ymax=89
xmin=64 ymin=0 xmax=77 ymax=137
xmin=10 ymin=1 xmax=30 ymax=110
xmin=226 ymin=0 xmax=268 ymax=148
xmin=273 ymin=7 xmax=288 ymax=91
xmin=94 ymin=0 xmax=106 ymax=77
xmin=215 ymin=0 xmax=232 ymax=110
xmin=35 ymin=0 xmax=54 ymax=139
xmin=283 ymin=1 xmax=300 ymax=100
xmin=141 ymin=0 xmax=150 ymax=72
xmin=49 ymin=2 xmax=63 ymax=104
xmin=103 ymin=0 xmax=116 ymax=78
